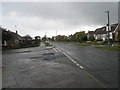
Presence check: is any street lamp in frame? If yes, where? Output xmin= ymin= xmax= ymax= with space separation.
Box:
xmin=105 ymin=11 xmax=110 ymax=47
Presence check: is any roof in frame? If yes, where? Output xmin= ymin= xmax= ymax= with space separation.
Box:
xmin=87 ymin=31 xmax=94 ymax=35
xmin=110 ymin=23 xmax=119 ymax=32
xmin=2 ymin=28 xmax=22 ymax=40
xmin=114 ymin=23 xmax=120 ymax=33
xmin=94 ymin=27 xmax=107 ymax=35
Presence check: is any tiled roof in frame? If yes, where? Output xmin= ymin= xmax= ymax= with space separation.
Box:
xmin=94 ymin=27 xmax=107 ymax=34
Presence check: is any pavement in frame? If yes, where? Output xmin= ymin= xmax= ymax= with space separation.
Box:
xmin=2 ymin=43 xmax=104 ymax=88
xmin=51 ymin=42 xmax=118 ymax=88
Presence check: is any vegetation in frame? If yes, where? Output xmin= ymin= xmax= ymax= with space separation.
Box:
xmin=94 ymin=46 xmax=120 ymax=51
xmin=74 ymin=43 xmax=91 ymax=46
xmin=51 ymin=31 xmax=87 ymax=43
xmin=88 ymin=36 xmax=95 ymax=41
xmin=45 ymin=43 xmax=53 ymax=46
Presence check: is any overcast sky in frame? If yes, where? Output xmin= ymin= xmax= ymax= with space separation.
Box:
xmin=1 ymin=2 xmax=118 ymax=38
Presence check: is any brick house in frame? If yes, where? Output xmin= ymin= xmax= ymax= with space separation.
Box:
xmin=1 ymin=27 xmax=22 ymax=47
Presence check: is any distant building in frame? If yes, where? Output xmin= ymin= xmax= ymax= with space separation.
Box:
xmin=22 ymin=35 xmax=32 ymax=41
xmin=22 ymin=35 xmax=33 ymax=45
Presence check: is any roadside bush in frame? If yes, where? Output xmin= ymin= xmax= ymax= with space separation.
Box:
xmin=88 ymin=36 xmax=95 ymax=41
xmin=86 ymin=41 xmax=91 ymax=43
xmin=94 ymin=39 xmax=103 ymax=45
xmin=95 ymin=39 xmax=103 ymax=41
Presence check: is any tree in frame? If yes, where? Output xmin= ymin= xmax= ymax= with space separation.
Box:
xmin=72 ymin=31 xmax=87 ymax=42
xmin=42 ymin=35 xmax=47 ymax=41
xmin=89 ymin=36 xmax=95 ymax=41
xmin=35 ymin=36 xmax=41 ymax=44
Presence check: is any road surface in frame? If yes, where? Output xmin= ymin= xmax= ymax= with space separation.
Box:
xmin=51 ymin=42 xmax=119 ymax=88
xmin=2 ymin=43 xmax=104 ymax=88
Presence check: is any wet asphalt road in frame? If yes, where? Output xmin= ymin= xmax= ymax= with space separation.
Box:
xmin=2 ymin=43 xmax=104 ymax=88
xmin=51 ymin=42 xmax=119 ymax=88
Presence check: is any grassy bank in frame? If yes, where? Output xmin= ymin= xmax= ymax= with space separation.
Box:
xmin=94 ymin=46 xmax=120 ymax=51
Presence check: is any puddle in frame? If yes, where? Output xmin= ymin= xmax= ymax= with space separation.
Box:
xmin=44 ymin=48 xmax=53 ymax=50
xmin=42 ymin=53 xmax=54 ymax=56
xmin=30 ymin=56 xmax=42 ymax=59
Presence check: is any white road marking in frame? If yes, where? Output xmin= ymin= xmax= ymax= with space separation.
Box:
xmin=56 ymin=48 xmax=84 ymax=70
xmin=55 ymin=47 xmax=106 ymax=88
xmin=53 ymin=48 xmax=58 ymax=52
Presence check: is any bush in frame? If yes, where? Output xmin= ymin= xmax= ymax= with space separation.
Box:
xmin=88 ymin=36 xmax=95 ymax=41
xmin=95 ymin=39 xmax=103 ymax=41
xmin=86 ymin=41 xmax=92 ymax=43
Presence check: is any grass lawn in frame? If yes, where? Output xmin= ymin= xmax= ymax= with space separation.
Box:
xmin=94 ymin=46 xmax=120 ymax=51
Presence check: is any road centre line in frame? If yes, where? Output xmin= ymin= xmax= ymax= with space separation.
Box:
xmin=55 ymin=48 xmax=84 ymax=70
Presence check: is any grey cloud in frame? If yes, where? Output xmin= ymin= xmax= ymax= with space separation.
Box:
xmin=2 ymin=2 xmax=118 ymax=37
xmin=2 ymin=2 xmax=118 ymax=25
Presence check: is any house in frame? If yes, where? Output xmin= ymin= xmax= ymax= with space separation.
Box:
xmin=7 ymin=31 xmax=22 ymax=47
xmin=94 ymin=23 xmax=119 ymax=41
xmin=22 ymin=35 xmax=33 ymax=45
xmin=109 ymin=23 xmax=119 ymax=40
xmin=1 ymin=27 xmax=22 ymax=47
xmin=94 ymin=26 xmax=107 ymax=41
xmin=22 ymin=35 xmax=32 ymax=41
xmin=114 ymin=23 xmax=120 ymax=41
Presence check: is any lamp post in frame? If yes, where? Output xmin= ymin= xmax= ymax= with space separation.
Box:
xmin=105 ymin=11 xmax=110 ymax=47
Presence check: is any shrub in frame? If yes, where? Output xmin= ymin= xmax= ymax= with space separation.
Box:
xmin=95 ymin=39 xmax=103 ymax=41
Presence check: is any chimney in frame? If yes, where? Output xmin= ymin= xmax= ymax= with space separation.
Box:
xmin=16 ymin=30 xmax=18 ymax=34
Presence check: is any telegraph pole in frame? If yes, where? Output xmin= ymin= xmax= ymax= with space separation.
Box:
xmin=105 ymin=11 xmax=110 ymax=47
xmin=56 ymin=30 xmax=57 ymax=41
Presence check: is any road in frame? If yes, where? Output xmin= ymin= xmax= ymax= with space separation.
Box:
xmin=51 ymin=42 xmax=119 ymax=88
xmin=2 ymin=43 xmax=104 ymax=88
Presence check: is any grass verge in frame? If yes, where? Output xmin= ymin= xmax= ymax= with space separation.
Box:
xmin=74 ymin=43 xmax=91 ymax=46
xmin=45 ymin=43 xmax=53 ymax=46
xmin=94 ymin=46 xmax=120 ymax=51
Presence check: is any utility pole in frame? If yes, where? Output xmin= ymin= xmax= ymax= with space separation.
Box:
xmin=105 ymin=11 xmax=110 ymax=47
xmin=45 ymin=32 xmax=47 ymax=42
xmin=56 ymin=30 xmax=57 ymax=41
